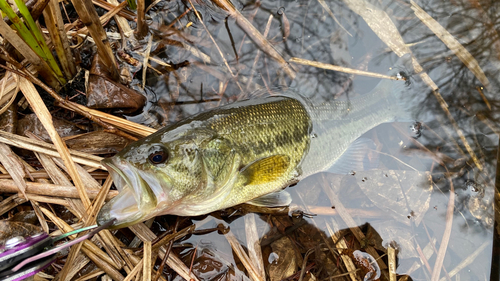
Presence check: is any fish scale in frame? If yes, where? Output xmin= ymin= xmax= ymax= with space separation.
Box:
xmin=203 ymin=97 xmax=312 ymax=209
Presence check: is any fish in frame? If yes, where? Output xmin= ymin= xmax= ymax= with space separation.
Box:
xmin=97 ymin=56 xmax=416 ymax=229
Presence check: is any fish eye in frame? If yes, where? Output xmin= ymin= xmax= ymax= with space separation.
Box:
xmin=148 ymin=146 xmax=168 ymax=165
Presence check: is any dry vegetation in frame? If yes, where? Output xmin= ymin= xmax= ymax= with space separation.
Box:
xmin=0 ymin=0 xmax=496 ymax=280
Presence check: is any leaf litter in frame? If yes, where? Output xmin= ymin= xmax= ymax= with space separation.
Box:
xmin=0 ymin=0 xmax=497 ymax=280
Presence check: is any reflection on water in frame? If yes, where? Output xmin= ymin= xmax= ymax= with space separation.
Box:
xmin=122 ymin=0 xmax=500 ymax=279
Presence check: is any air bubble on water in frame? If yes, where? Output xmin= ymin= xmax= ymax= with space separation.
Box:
xmin=410 ymin=121 xmax=423 ymax=139
xmin=465 ymin=179 xmax=478 ymax=192
xmin=361 ymin=177 xmax=367 ymax=182
xmin=349 ymin=170 xmax=356 ymax=175
xmin=268 ymin=252 xmax=279 ymax=264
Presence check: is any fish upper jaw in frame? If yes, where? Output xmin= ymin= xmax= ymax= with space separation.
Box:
xmin=97 ymin=157 xmax=158 ymax=229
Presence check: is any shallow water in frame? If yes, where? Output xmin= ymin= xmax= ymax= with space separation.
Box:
xmin=123 ymin=0 xmax=500 ymax=279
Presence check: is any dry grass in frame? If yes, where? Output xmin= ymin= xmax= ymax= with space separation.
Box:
xmin=0 ymin=0 xmax=494 ymax=280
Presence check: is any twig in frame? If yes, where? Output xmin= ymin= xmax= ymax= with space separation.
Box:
xmin=411 ymin=0 xmax=490 ymax=91
xmin=143 ymin=240 xmax=152 ymax=281
xmin=0 ymin=17 xmax=60 ymax=89
xmin=142 ymin=35 xmax=153 ymax=89
xmin=153 ymin=241 xmax=174 ymax=281
xmin=431 ymin=175 xmax=455 ymax=281
xmin=128 ymin=223 xmax=200 ymax=281
xmin=0 ymin=143 xmax=27 ymax=198
xmin=212 ymin=0 xmax=296 ymax=79
xmin=245 ymin=213 xmax=266 ymax=280
xmin=0 ymin=194 xmax=27 ymax=216
xmin=321 ymin=174 xmax=387 ymax=270
xmin=0 ymin=130 xmax=103 ymax=169
xmin=438 ymin=241 xmax=490 ymax=281
xmin=290 ymin=57 xmax=399 ymax=80
xmin=325 ymin=221 xmax=360 ymax=281
xmin=224 ymin=226 xmax=263 ymax=281
xmin=135 ymin=0 xmax=148 ymax=39
xmin=70 ymin=0 xmax=120 ymax=80
xmin=0 ymin=179 xmax=118 ymax=200
xmin=387 ymin=245 xmax=397 ymax=281
xmin=123 ymin=260 xmax=143 ymax=281
xmin=186 ymin=0 xmax=244 ymax=93
xmin=40 ymin=206 xmax=125 ymax=280
xmin=92 ymin=0 xmax=136 ymax=20
xmin=245 ymin=14 xmax=273 ymax=93
xmin=316 ymin=0 xmax=352 ymax=36
xmin=341 ymin=0 xmax=483 ymax=171
xmin=18 ymin=77 xmax=91 ymax=210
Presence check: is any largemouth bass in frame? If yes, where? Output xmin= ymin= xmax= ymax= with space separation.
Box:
xmin=97 ymin=58 xmax=415 ymax=229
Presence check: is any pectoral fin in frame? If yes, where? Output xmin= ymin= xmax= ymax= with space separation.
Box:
xmin=246 ymin=190 xmax=292 ymax=207
xmin=240 ymin=155 xmax=290 ymax=186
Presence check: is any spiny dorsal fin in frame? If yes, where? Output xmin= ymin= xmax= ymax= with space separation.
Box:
xmin=240 ymin=155 xmax=290 ymax=186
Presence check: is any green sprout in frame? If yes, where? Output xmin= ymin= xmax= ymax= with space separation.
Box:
xmin=127 ymin=0 xmax=137 ymax=10
xmin=0 ymin=0 xmax=66 ymax=85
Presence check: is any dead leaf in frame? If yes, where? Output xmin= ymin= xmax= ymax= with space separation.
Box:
xmin=268 ymin=236 xmax=298 ymax=281
xmin=87 ymin=55 xmax=146 ymax=113
xmin=17 ymin=113 xmax=86 ymax=142
xmin=355 ymin=170 xmax=433 ymax=226
xmin=369 ymin=221 xmax=418 ymax=260
xmin=0 ymin=102 xmax=17 ymax=133
xmin=0 ymin=220 xmax=43 ymax=244
xmin=65 ymin=131 xmax=131 ymax=154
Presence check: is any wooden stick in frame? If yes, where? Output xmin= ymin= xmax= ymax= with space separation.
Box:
xmin=212 ymin=0 xmax=296 ymax=79
xmin=431 ymin=178 xmax=455 ymax=281
xmin=19 ymin=77 xmax=91 ymax=209
xmin=0 ymin=179 xmax=118 ymax=200
xmin=43 ymin=0 xmax=77 ymax=79
xmin=290 ymin=57 xmax=399 ymax=80
xmin=388 ymin=245 xmax=397 ymax=281
xmin=0 ymin=130 xmax=104 ymax=169
xmin=224 ymin=228 xmax=263 ymax=281
xmin=70 ymin=0 xmax=120 ymax=80
xmin=143 ymin=241 xmax=152 ymax=281
xmin=135 ymin=0 xmax=148 ymax=39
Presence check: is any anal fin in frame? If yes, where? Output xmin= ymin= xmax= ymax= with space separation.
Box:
xmin=328 ymin=138 xmax=379 ymax=175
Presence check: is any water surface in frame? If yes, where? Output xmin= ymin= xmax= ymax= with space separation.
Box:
xmin=124 ymin=0 xmax=500 ymax=279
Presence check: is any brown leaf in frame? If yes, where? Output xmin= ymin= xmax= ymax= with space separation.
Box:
xmin=65 ymin=131 xmax=131 ymax=154
xmin=17 ymin=113 xmax=86 ymax=142
xmin=270 ymin=215 xmax=293 ymax=234
xmin=356 ymin=170 xmax=432 ymax=226
xmin=87 ymin=55 xmax=146 ymax=113
xmin=0 ymin=102 xmax=17 ymax=133
xmin=268 ymin=236 xmax=298 ymax=281
xmin=0 ymin=220 xmax=43 ymax=244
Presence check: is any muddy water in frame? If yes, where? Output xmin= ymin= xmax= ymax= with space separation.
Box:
xmin=122 ymin=0 xmax=500 ymax=279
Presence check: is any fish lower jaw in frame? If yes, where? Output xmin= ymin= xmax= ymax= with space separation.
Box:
xmin=97 ymin=186 xmax=156 ymax=229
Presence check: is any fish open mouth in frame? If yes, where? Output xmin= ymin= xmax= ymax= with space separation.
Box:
xmin=97 ymin=158 xmax=157 ymax=229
